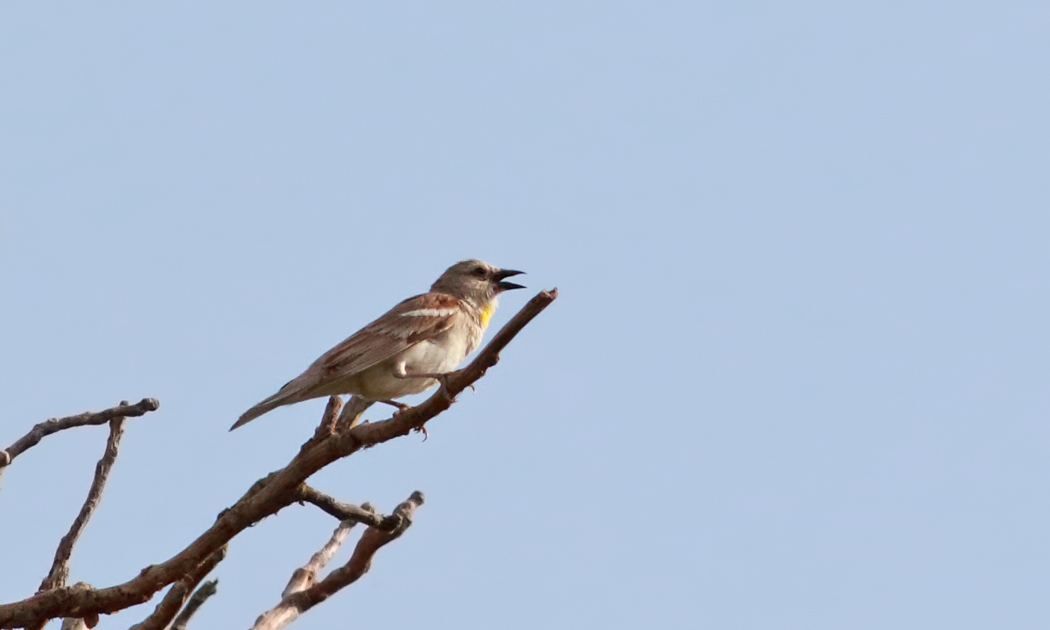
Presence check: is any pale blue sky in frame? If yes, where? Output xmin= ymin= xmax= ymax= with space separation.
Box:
xmin=2 ymin=3 xmax=1049 ymax=629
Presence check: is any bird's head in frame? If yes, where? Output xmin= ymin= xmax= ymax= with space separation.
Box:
xmin=431 ymin=259 xmax=526 ymax=312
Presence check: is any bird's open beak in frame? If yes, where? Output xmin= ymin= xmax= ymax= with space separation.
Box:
xmin=494 ymin=268 xmax=526 ymax=291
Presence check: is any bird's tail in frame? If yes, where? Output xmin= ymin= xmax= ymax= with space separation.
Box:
xmin=336 ymin=395 xmax=374 ymax=430
xmin=230 ymin=381 xmax=304 ymax=431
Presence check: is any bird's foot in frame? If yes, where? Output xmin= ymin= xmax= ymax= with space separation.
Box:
xmin=414 ymin=425 xmax=429 ymax=441
xmin=437 ymin=379 xmax=459 ymax=405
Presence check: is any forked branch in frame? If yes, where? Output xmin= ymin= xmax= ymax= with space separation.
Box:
xmin=36 ymin=418 xmax=127 ymax=597
xmin=0 ymin=398 xmax=159 ymax=476
xmin=252 ymin=492 xmax=424 ymax=630
xmin=129 ymin=549 xmax=226 ymax=630
xmin=169 ymin=579 xmax=219 ymax=630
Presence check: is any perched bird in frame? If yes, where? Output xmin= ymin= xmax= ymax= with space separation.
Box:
xmin=231 ymin=259 xmax=525 ymax=431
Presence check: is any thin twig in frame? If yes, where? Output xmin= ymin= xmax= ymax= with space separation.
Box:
xmin=294 ymin=485 xmax=394 ymax=530
xmin=128 ymin=549 xmax=226 ymax=630
xmin=0 ymin=289 xmax=556 ymax=629
xmin=251 ymin=492 xmax=424 ymax=630
xmin=37 ymin=417 xmax=126 ymax=595
xmin=168 ymin=579 xmax=219 ymax=630
xmin=281 ymin=520 xmax=356 ymax=599
xmin=299 ymin=397 xmax=342 ymax=455
xmin=0 ymin=398 xmax=159 ymax=475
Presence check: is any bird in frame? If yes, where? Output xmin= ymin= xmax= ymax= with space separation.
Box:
xmin=230 ymin=259 xmax=526 ymax=431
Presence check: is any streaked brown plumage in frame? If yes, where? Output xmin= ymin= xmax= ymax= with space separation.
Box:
xmin=231 ymin=260 xmax=525 ymax=430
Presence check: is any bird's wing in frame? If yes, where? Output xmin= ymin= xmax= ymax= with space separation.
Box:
xmin=230 ymin=292 xmax=461 ymax=430
xmin=315 ymin=292 xmax=462 ymax=379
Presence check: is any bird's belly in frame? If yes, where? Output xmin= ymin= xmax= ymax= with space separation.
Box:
xmin=353 ymin=338 xmax=468 ymax=401
xmin=404 ymin=337 xmax=468 ymax=375
xmin=352 ymin=367 xmax=433 ymax=400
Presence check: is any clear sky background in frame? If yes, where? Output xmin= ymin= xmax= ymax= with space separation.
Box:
xmin=2 ymin=3 xmax=1048 ymax=629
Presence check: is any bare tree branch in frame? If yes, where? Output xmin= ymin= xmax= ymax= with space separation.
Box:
xmin=36 ymin=417 xmax=126 ymax=600
xmin=298 ymin=397 xmax=342 ymax=455
xmin=0 ymin=289 xmax=556 ymax=629
xmin=128 ymin=549 xmax=226 ymax=630
xmin=168 ymin=579 xmax=219 ymax=630
xmin=282 ymin=520 xmax=356 ymax=599
xmin=57 ymin=584 xmax=93 ymax=630
xmin=294 ymin=486 xmax=396 ymax=531
xmin=49 ymin=585 xmax=95 ymax=630
xmin=252 ymin=492 xmax=424 ymax=630
xmin=0 ymin=398 xmax=159 ymax=480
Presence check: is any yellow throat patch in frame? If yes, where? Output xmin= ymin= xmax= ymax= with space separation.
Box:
xmin=480 ymin=300 xmax=497 ymax=328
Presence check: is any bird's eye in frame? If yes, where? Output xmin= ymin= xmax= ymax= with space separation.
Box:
xmin=471 ymin=266 xmax=487 ymax=278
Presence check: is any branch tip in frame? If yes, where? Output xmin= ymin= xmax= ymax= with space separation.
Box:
xmin=1 ymin=398 xmax=160 ymax=474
